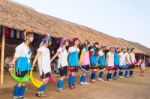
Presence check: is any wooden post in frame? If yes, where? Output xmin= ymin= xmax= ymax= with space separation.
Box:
xmin=1 ymin=26 xmax=5 ymax=85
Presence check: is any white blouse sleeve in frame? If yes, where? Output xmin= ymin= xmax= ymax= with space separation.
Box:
xmin=57 ymin=47 xmax=62 ymax=53
xmin=14 ymin=47 xmax=20 ymax=58
xmin=37 ymin=47 xmax=43 ymax=53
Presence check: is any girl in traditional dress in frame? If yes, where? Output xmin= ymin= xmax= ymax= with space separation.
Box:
xmin=124 ymin=48 xmax=131 ymax=78
xmin=79 ymin=40 xmax=90 ymax=85
xmin=90 ymin=42 xmax=99 ymax=83
xmin=118 ymin=48 xmax=126 ymax=78
xmin=32 ymin=33 xmax=52 ymax=97
xmin=106 ymin=46 xmax=115 ymax=81
xmin=113 ymin=47 xmax=120 ymax=80
xmin=140 ymin=60 xmax=145 ymax=77
xmin=9 ymin=29 xmax=34 ymax=99
xmin=68 ymin=37 xmax=80 ymax=89
xmin=51 ymin=37 xmax=69 ymax=92
xmin=129 ymin=48 xmax=137 ymax=77
xmin=98 ymin=46 xmax=106 ymax=81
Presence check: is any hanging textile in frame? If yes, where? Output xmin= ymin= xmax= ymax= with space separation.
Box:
xmin=5 ymin=27 xmax=11 ymax=38
xmin=16 ymin=30 xmax=20 ymax=39
xmin=11 ymin=29 xmax=15 ymax=38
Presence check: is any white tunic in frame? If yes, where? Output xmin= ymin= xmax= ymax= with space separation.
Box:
xmin=99 ymin=50 xmax=104 ymax=57
xmin=14 ymin=42 xmax=32 ymax=71
xmin=14 ymin=42 xmax=31 ymax=59
xmin=68 ymin=47 xmax=79 ymax=53
xmin=130 ymin=52 xmax=136 ymax=64
xmin=125 ymin=53 xmax=131 ymax=64
xmin=141 ymin=63 xmax=145 ymax=69
xmin=106 ymin=51 xmax=114 ymax=67
xmin=119 ymin=52 xmax=126 ymax=66
xmin=37 ymin=46 xmax=51 ymax=75
xmin=57 ymin=47 xmax=68 ymax=68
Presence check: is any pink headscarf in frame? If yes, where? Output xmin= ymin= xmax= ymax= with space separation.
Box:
xmin=72 ymin=37 xmax=79 ymax=43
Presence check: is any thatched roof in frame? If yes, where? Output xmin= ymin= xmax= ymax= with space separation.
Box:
xmin=119 ymin=39 xmax=150 ymax=55
xmin=0 ymin=0 xmax=149 ymax=55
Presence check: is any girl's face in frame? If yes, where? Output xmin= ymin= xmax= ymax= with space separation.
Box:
xmin=84 ymin=42 xmax=88 ymax=46
xmin=110 ymin=47 xmax=115 ymax=52
xmin=87 ymin=43 xmax=90 ymax=47
xmin=95 ymin=44 xmax=99 ymax=48
xmin=116 ymin=48 xmax=120 ymax=52
xmin=65 ymin=40 xmax=69 ymax=46
xmin=132 ymin=49 xmax=135 ymax=53
xmin=75 ymin=40 xmax=79 ymax=46
xmin=27 ymin=34 xmax=34 ymax=43
xmin=48 ymin=40 xmax=52 ymax=46
xmin=123 ymin=49 xmax=126 ymax=53
xmin=84 ymin=41 xmax=89 ymax=47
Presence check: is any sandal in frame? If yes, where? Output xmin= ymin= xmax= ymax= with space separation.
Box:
xmin=41 ymin=92 xmax=47 ymax=97
xmin=35 ymin=92 xmax=42 ymax=97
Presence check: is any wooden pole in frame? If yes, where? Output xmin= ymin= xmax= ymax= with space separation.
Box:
xmin=1 ymin=26 xmax=5 ymax=85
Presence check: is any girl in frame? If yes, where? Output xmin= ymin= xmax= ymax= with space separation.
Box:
xmin=79 ymin=40 xmax=90 ymax=85
xmin=68 ymin=37 xmax=80 ymax=89
xmin=9 ymin=29 xmax=34 ymax=99
xmin=90 ymin=42 xmax=99 ymax=83
xmin=32 ymin=33 xmax=52 ymax=97
xmin=124 ymin=48 xmax=131 ymax=78
xmin=119 ymin=48 xmax=126 ymax=78
xmin=98 ymin=46 xmax=106 ymax=81
xmin=113 ymin=47 xmax=120 ymax=80
xmin=106 ymin=46 xmax=115 ymax=81
xmin=51 ymin=37 xmax=69 ymax=92
xmin=129 ymin=48 xmax=137 ymax=77
xmin=140 ymin=60 xmax=145 ymax=77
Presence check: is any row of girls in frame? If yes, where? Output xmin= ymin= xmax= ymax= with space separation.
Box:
xmin=9 ymin=30 xmax=137 ymax=99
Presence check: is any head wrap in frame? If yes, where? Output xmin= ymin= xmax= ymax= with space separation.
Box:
xmin=23 ymin=28 xmax=33 ymax=40
xmin=109 ymin=45 xmax=115 ymax=50
xmin=60 ymin=37 xmax=68 ymax=47
xmin=131 ymin=47 xmax=135 ymax=52
xmin=73 ymin=37 xmax=79 ymax=43
xmin=126 ymin=47 xmax=130 ymax=52
xmin=60 ymin=37 xmax=68 ymax=51
xmin=40 ymin=33 xmax=51 ymax=47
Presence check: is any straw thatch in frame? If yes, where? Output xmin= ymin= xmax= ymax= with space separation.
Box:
xmin=120 ymin=39 xmax=150 ymax=55
xmin=0 ymin=0 xmax=149 ymax=55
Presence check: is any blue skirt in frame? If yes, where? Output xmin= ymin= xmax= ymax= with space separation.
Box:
xmin=90 ymin=55 xmax=98 ymax=65
xmin=16 ymin=57 xmax=31 ymax=73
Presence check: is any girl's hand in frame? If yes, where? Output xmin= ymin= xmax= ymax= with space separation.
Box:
xmin=9 ymin=67 xmax=14 ymax=72
xmin=31 ymin=67 xmax=34 ymax=71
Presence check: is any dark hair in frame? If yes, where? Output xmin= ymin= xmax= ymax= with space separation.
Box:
xmin=93 ymin=42 xmax=99 ymax=47
xmin=83 ymin=40 xmax=90 ymax=48
xmin=68 ymin=40 xmax=74 ymax=47
xmin=101 ymin=46 xmax=106 ymax=50
xmin=131 ymin=48 xmax=135 ymax=52
xmin=121 ymin=48 xmax=126 ymax=51
xmin=23 ymin=32 xmax=34 ymax=41
xmin=70 ymin=37 xmax=79 ymax=46
xmin=115 ymin=47 xmax=120 ymax=52
xmin=23 ymin=28 xmax=34 ymax=37
xmin=110 ymin=47 xmax=114 ymax=50
xmin=26 ymin=32 xmax=34 ymax=36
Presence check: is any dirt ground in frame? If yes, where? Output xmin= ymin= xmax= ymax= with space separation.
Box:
xmin=0 ymin=67 xmax=150 ymax=99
